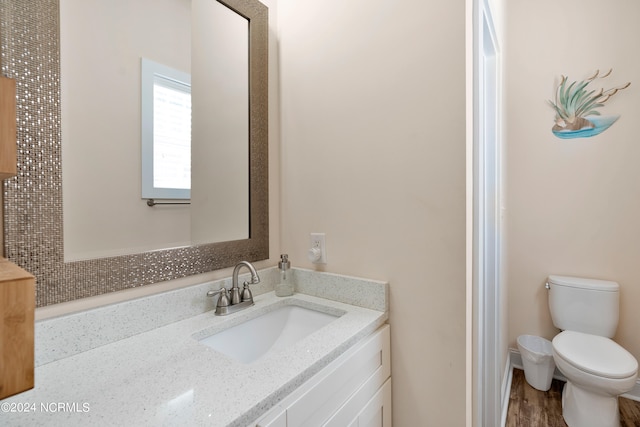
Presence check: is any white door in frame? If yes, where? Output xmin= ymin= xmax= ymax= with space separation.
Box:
xmin=473 ymin=0 xmax=502 ymax=425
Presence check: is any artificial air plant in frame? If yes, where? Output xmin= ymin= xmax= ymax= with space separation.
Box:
xmin=549 ymin=69 xmax=630 ymax=135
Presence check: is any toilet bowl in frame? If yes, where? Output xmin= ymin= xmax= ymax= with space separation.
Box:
xmin=552 ymin=331 xmax=638 ymax=427
xmin=546 ymin=275 xmax=639 ymax=427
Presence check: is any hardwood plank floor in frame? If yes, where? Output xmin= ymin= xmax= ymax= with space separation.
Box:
xmin=506 ymin=368 xmax=640 ymax=427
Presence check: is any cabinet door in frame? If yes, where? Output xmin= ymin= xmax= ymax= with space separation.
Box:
xmin=0 ymin=77 xmax=17 ymax=179
xmin=323 ymin=362 xmax=391 ymax=426
xmin=0 ymin=259 xmax=35 ymax=399
xmin=286 ymin=325 xmax=390 ymax=427
xmin=251 ymin=325 xmax=391 ymax=427
xmin=357 ymin=378 xmax=392 ymax=427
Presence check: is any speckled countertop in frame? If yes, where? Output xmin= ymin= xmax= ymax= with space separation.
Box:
xmin=1 ymin=268 xmax=388 ymax=427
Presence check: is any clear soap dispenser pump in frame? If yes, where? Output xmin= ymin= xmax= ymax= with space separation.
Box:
xmin=275 ymin=254 xmax=293 ymax=297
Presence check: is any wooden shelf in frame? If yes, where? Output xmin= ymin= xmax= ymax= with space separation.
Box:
xmin=0 ymin=258 xmax=35 ymax=399
xmin=0 ymin=76 xmax=17 ymax=180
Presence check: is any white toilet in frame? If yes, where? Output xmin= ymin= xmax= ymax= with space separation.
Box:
xmin=547 ymin=275 xmax=638 ymax=427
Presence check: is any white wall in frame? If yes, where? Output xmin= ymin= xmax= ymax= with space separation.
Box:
xmin=191 ymin=0 xmax=249 ymax=244
xmin=278 ymin=0 xmax=467 ymax=425
xmin=506 ymin=0 xmax=640 ymax=364
xmin=61 ymin=0 xmax=192 ymax=260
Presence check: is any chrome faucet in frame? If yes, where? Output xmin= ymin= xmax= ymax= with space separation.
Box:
xmin=206 ymin=261 xmax=260 ymax=316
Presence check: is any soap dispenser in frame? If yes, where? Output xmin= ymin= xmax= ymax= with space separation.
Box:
xmin=275 ymin=254 xmax=293 ymax=297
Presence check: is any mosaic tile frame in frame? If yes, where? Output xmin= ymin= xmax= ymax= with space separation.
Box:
xmin=1 ymin=0 xmax=269 ymax=307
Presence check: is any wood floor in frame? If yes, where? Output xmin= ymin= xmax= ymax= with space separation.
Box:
xmin=506 ymin=368 xmax=640 ymax=427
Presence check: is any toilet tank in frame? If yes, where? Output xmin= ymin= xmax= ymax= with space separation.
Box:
xmin=547 ymin=275 xmax=619 ymax=338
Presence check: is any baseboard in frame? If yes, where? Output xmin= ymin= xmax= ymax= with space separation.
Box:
xmin=500 ymin=357 xmax=513 ymax=427
xmin=508 ymin=348 xmax=640 ymax=402
xmin=622 ymin=381 xmax=640 ymax=402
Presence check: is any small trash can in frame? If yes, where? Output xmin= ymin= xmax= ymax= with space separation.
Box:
xmin=517 ymin=335 xmax=555 ymax=391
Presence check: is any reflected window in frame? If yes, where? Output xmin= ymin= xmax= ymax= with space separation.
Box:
xmin=141 ymin=58 xmax=191 ymax=200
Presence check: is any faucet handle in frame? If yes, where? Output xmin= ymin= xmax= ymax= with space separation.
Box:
xmin=241 ymin=282 xmax=254 ymax=303
xmin=207 ymin=287 xmax=230 ymax=307
xmin=206 ymin=287 xmax=224 ymax=297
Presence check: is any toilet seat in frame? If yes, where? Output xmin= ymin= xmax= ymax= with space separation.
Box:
xmin=553 ymin=331 xmax=638 ymax=379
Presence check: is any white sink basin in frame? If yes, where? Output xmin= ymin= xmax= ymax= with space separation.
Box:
xmin=198 ymin=304 xmax=340 ymax=364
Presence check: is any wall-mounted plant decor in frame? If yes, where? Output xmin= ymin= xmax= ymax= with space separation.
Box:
xmin=548 ymin=69 xmax=630 ymax=139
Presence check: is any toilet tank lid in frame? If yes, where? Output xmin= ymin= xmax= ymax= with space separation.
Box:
xmin=548 ymin=275 xmax=619 ymax=292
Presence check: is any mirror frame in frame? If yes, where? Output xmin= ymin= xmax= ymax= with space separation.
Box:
xmin=0 ymin=0 xmax=268 ymax=307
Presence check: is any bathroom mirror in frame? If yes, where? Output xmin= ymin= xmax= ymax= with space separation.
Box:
xmin=0 ymin=0 xmax=268 ymax=306
xmin=62 ymin=0 xmax=254 ymax=260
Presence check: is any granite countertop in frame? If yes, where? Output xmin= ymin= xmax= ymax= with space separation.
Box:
xmin=1 ymin=269 xmax=388 ymax=427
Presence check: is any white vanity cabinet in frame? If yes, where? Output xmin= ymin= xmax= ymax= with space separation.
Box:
xmin=254 ymin=325 xmax=391 ymax=427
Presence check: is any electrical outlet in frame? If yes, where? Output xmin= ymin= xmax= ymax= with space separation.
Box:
xmin=309 ymin=232 xmax=327 ymax=264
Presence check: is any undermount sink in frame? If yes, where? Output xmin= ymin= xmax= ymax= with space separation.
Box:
xmin=198 ymin=304 xmax=341 ymax=364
